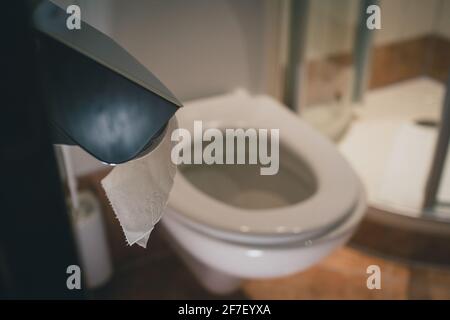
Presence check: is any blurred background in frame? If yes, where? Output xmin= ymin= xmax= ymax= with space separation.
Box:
xmin=2 ymin=0 xmax=449 ymax=299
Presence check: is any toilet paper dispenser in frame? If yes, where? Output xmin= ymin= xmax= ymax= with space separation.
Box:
xmin=32 ymin=0 xmax=182 ymax=164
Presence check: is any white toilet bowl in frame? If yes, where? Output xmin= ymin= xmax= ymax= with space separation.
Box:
xmin=162 ymin=91 xmax=366 ymax=294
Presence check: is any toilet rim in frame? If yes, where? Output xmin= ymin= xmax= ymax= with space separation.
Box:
xmin=168 ymin=94 xmax=360 ymax=239
xmin=165 ymin=184 xmax=366 ymax=246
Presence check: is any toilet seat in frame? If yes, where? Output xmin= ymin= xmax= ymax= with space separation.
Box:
xmin=168 ymin=91 xmax=360 ymax=244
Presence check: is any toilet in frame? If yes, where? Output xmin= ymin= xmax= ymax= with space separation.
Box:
xmin=162 ymin=90 xmax=366 ymax=294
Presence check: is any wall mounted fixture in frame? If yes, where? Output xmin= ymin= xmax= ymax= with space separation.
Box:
xmin=33 ymin=0 xmax=182 ymax=164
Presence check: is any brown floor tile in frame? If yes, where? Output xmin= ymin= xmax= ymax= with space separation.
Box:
xmin=408 ymin=266 xmax=450 ymax=299
xmin=242 ymin=247 xmax=410 ymax=300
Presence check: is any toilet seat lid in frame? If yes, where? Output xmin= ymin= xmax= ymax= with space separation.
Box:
xmin=168 ymin=91 xmax=360 ymax=240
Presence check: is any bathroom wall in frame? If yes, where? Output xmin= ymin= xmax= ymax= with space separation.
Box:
xmin=305 ymin=0 xmax=442 ymax=56
xmin=110 ymin=0 xmax=274 ymax=102
xmin=436 ymin=0 xmax=450 ymax=40
xmin=303 ymin=0 xmax=450 ymax=104
xmin=369 ymin=0 xmax=450 ymax=87
xmin=51 ymin=0 xmax=280 ymax=176
xmin=374 ymin=0 xmax=440 ymax=45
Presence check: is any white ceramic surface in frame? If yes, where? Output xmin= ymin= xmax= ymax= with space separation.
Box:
xmin=161 ymin=90 xmax=366 ymax=290
xmin=170 ymin=91 xmax=360 ymax=240
xmin=162 ymin=184 xmax=366 ymax=279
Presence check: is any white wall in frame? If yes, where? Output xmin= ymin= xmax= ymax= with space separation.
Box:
xmin=436 ymin=0 xmax=450 ymax=39
xmin=374 ymin=0 xmax=441 ymax=45
xmin=305 ymin=0 xmax=447 ymax=60
xmin=110 ymin=0 xmax=271 ymax=102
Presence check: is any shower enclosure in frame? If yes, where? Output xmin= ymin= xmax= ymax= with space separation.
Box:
xmin=284 ymin=0 xmax=359 ymax=140
xmin=284 ymin=0 xmax=450 ymax=265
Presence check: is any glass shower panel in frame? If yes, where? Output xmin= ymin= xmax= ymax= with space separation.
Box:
xmin=424 ymin=76 xmax=450 ymax=220
xmin=339 ymin=0 xmax=450 ymax=222
xmin=301 ymin=0 xmax=360 ymax=140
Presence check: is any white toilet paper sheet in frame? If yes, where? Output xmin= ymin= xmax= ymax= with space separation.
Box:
xmin=101 ymin=117 xmax=177 ymax=248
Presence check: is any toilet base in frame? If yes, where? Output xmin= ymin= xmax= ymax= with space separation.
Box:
xmin=161 ymin=185 xmax=366 ymax=293
xmin=161 ymin=225 xmax=242 ymax=295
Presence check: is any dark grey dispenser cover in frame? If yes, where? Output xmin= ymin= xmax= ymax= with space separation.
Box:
xmin=32 ymin=1 xmax=182 ymax=164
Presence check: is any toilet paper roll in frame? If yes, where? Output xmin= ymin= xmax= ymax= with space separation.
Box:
xmin=101 ymin=117 xmax=177 ymax=248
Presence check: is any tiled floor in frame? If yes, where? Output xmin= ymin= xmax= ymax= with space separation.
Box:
xmin=243 ymin=246 xmax=450 ymax=300
xmin=81 ymin=170 xmax=450 ymax=300
xmin=243 ymin=247 xmax=410 ymax=300
xmin=91 ymin=226 xmax=247 ymax=300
